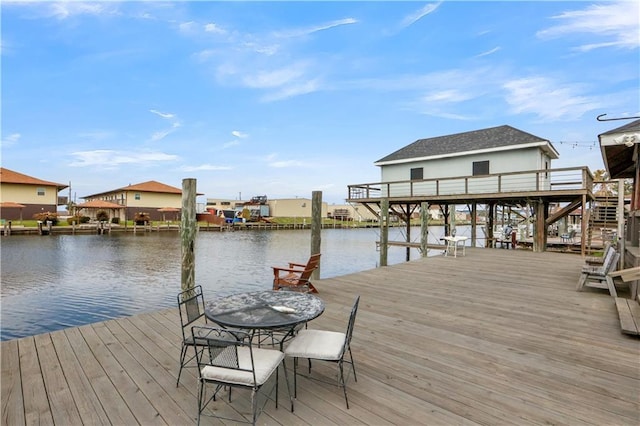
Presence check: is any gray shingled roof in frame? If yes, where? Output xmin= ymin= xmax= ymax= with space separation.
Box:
xmin=375 ymin=125 xmax=552 ymax=164
xmin=599 ymin=118 xmax=640 ymax=136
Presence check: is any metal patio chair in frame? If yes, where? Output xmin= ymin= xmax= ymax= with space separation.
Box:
xmin=191 ymin=326 xmax=292 ymax=425
xmin=284 ymin=295 xmax=360 ymax=408
xmin=176 ymin=285 xmax=209 ymax=386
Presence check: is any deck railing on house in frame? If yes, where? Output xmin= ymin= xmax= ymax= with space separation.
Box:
xmin=347 ymin=166 xmax=593 ymax=200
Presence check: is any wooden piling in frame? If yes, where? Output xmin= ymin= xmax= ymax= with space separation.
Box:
xmin=379 ymin=198 xmax=389 ymax=266
xmin=181 ymin=178 xmax=197 ymax=292
xmin=311 ymin=191 xmax=322 ymax=280
xmin=420 ymin=202 xmax=429 ymax=257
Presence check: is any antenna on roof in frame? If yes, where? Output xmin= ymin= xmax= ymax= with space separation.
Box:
xmin=596 ymin=113 xmax=640 ymax=122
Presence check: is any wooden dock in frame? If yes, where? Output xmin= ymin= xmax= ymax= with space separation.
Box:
xmin=2 ymin=248 xmax=639 ymax=425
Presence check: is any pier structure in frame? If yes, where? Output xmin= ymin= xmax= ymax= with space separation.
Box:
xmin=2 ymin=249 xmax=638 ymax=425
xmin=348 ymin=166 xmax=604 ymax=259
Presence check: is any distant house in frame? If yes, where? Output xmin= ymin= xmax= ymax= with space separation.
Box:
xmin=0 ymin=167 xmax=68 ymax=221
xmin=82 ymin=181 xmax=186 ymax=222
xmin=374 ymin=125 xmax=559 ymax=195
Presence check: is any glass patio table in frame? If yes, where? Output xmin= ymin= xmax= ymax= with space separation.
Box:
xmin=204 ymin=290 xmax=325 ymax=348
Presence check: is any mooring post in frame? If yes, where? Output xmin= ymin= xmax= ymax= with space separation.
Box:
xmin=311 ymin=191 xmax=322 ymax=280
xmin=380 ymin=198 xmax=389 ymax=267
xmin=420 ymin=202 xmax=429 ymax=258
xmin=181 ymin=178 xmax=197 ymax=292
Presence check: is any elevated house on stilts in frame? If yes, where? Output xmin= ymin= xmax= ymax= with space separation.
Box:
xmin=347 ymin=125 xmax=598 ymax=259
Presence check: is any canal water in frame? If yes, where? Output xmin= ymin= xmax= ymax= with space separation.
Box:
xmin=1 ymin=226 xmax=457 ymax=341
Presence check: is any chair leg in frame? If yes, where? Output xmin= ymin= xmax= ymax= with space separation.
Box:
xmin=177 ymin=343 xmax=187 ymax=387
xmin=348 ymin=347 xmax=357 ymax=383
xmin=251 ymin=388 xmax=258 ymax=426
xmin=338 ymin=361 xmax=349 ymax=409
xmin=275 ymin=364 xmax=279 ymax=409
xmin=576 ymin=273 xmax=587 ymax=291
xmin=293 ymin=357 xmax=298 ymax=398
xmin=282 ymin=360 xmax=294 ymax=412
xmin=605 ymin=276 xmax=618 ymax=297
xmin=197 ymin=379 xmax=205 ymax=426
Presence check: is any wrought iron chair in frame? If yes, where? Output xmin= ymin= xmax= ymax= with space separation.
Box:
xmin=176 ymin=285 xmax=209 ymax=387
xmin=284 ymin=295 xmax=360 ymax=408
xmin=191 ymin=326 xmax=292 ymax=425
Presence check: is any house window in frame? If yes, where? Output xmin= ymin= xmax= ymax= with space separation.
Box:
xmin=410 ymin=167 xmax=423 ymax=180
xmin=472 ymin=161 xmax=489 ymax=176
xmin=37 ymin=187 xmax=45 ymax=196
xmin=545 ymin=160 xmax=549 ymax=178
xmin=134 ymin=193 xmax=141 ymax=200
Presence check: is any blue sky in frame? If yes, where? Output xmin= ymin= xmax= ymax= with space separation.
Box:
xmin=2 ymin=1 xmax=639 ymax=204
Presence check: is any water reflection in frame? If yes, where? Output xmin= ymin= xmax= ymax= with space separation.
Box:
xmin=1 ymin=227 xmax=452 ymax=340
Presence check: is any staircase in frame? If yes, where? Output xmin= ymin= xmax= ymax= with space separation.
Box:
xmin=586 ymin=193 xmax=621 ymax=254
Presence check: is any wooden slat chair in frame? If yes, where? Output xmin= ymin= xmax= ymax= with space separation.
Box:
xmin=272 ymin=253 xmax=320 ymax=293
xmin=584 ymin=242 xmax=613 ymax=266
xmin=576 ymin=247 xmax=620 ymax=297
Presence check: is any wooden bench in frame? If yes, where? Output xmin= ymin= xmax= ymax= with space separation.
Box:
xmin=614 ymin=297 xmax=640 ymax=335
xmin=611 ymin=266 xmax=640 ymax=335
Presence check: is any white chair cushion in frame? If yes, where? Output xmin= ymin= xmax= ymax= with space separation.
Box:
xmin=201 ymin=346 xmax=284 ymax=386
xmin=284 ymin=329 xmax=345 ymax=361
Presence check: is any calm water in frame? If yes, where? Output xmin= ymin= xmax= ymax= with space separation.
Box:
xmin=1 ymin=227 xmax=457 ymax=341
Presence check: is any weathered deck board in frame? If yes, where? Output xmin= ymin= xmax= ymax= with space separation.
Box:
xmin=2 ymin=248 xmax=639 ymax=425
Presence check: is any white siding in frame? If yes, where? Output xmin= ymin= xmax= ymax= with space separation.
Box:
xmin=380 ymin=147 xmax=552 ymax=196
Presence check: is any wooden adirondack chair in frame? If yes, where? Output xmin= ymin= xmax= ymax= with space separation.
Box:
xmin=272 ymin=253 xmax=321 ymax=293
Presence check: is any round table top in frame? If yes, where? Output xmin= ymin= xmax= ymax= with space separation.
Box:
xmin=205 ymin=290 xmax=325 ymax=330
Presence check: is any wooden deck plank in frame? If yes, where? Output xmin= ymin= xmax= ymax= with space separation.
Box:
xmin=2 ymin=248 xmax=639 ymax=425
xmin=62 ymin=326 xmax=138 ymax=425
xmin=32 ymin=333 xmax=83 ymax=425
xmin=48 ymin=330 xmax=111 ymax=425
xmin=1 ymin=339 xmax=25 ymax=426
xmin=93 ymin=320 xmax=194 ymax=425
xmin=17 ymin=337 xmax=54 ymax=425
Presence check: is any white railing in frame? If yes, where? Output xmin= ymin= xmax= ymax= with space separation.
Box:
xmin=348 ymin=167 xmax=593 ymax=200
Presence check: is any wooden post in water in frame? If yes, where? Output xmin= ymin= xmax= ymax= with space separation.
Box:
xmin=420 ymin=202 xmax=429 ymax=258
xmin=380 ymin=198 xmax=389 ymax=267
xmin=181 ymin=178 xmax=197 ymax=292
xmin=310 ymin=191 xmax=322 ymax=280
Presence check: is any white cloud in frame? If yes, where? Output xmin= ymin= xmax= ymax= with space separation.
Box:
xmin=44 ymin=1 xmax=119 ymax=20
xmin=180 ymin=164 xmax=232 ymax=172
xmin=502 ymin=77 xmax=600 ymax=121
xmin=231 ymin=131 xmax=248 ymax=138
xmin=178 ymin=21 xmax=196 ymax=33
xmin=268 ymin=159 xmax=305 ymax=168
xmin=1 ymin=133 xmax=21 ymax=148
xmin=537 ymin=1 xmax=640 ymax=51
xmin=222 ymin=140 xmax=240 ymax=149
xmin=261 ymin=79 xmax=320 ymax=102
xmin=150 ymin=109 xmax=175 ymax=119
xmin=242 ymin=65 xmax=307 ymax=89
xmin=475 ymin=47 xmax=501 ymax=58
xmin=400 ymin=2 xmax=441 ymax=28
xmin=275 ymin=18 xmax=358 ymax=38
xmin=69 ymin=150 xmax=179 ymax=167
xmin=149 ymin=109 xmax=182 ymax=142
xmin=421 ymin=89 xmax=475 ymax=103
xmin=204 ymin=23 xmax=226 ymax=34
